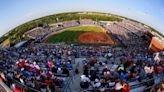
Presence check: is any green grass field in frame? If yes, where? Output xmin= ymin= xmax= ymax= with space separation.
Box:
xmin=47 ymin=26 xmax=105 ymax=43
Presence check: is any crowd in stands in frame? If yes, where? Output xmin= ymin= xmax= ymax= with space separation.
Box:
xmin=0 ymin=43 xmax=163 ymax=92
xmin=62 ymin=20 xmax=79 ymax=28
xmin=0 ymin=44 xmax=75 ymax=92
xmin=116 ymin=20 xmax=148 ymax=37
xmin=79 ymin=47 xmax=164 ymax=92
xmin=103 ymin=22 xmax=149 ymax=52
xmin=122 ymin=20 xmax=150 ymax=33
xmin=24 ymin=27 xmax=49 ymax=39
xmin=79 ymin=19 xmax=96 ymax=25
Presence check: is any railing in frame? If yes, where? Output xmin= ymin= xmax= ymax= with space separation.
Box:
xmin=0 ymin=80 xmax=13 ymax=92
xmin=60 ymin=71 xmax=74 ymax=92
xmin=130 ymin=78 xmax=154 ymax=89
xmin=147 ymin=75 xmax=164 ymax=92
xmin=10 ymin=72 xmax=72 ymax=92
xmin=86 ymin=78 xmax=155 ymax=92
xmin=60 ymin=77 xmax=72 ymax=92
xmin=11 ymin=78 xmax=40 ymax=92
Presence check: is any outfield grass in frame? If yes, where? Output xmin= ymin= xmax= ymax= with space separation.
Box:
xmin=47 ymin=26 xmax=106 ymax=43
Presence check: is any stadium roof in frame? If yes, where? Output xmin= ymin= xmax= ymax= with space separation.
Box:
xmin=149 ymin=37 xmax=164 ymax=53
xmin=14 ymin=40 xmax=28 ymax=48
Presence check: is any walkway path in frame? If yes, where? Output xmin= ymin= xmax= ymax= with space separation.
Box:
xmin=69 ymin=58 xmax=85 ymax=92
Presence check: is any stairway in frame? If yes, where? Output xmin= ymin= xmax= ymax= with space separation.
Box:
xmin=68 ymin=58 xmax=85 ymax=92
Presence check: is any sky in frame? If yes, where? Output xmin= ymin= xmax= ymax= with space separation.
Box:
xmin=0 ymin=0 xmax=164 ymax=37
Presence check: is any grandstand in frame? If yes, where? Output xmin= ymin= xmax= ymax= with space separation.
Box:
xmin=79 ymin=19 xmax=96 ymax=26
